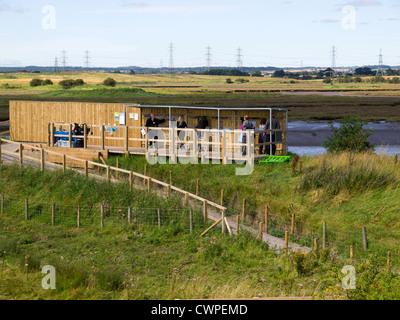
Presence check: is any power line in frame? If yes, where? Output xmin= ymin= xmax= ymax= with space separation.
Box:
xmin=54 ymin=57 xmax=58 ymax=73
xmin=236 ymin=47 xmax=243 ymax=69
xmin=205 ymin=46 xmax=212 ymax=70
xmin=330 ymin=45 xmax=338 ymax=70
xmin=168 ymin=43 xmax=175 ymax=74
xmin=376 ymin=49 xmax=384 ymax=76
xmin=61 ymin=50 xmax=67 ymax=72
xmin=84 ymin=50 xmax=91 ymax=71
xmin=329 ymin=45 xmax=338 ymax=77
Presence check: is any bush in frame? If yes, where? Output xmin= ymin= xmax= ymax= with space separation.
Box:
xmin=103 ymin=78 xmax=117 ymax=87
xmin=322 ymin=115 xmax=374 ymax=153
xmin=225 ymin=78 xmax=233 ymax=84
xmin=390 ymin=77 xmax=400 ymax=84
xmin=235 ymin=78 xmax=249 ymax=84
xmin=30 ymin=79 xmax=43 ymax=87
xmin=59 ymin=79 xmax=76 ymax=89
xmin=323 ymin=77 xmax=332 ymax=84
xmin=74 ymin=79 xmax=85 ymax=86
xmin=42 ymin=79 xmax=53 ymax=86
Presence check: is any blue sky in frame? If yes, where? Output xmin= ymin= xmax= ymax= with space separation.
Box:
xmin=0 ymin=0 xmax=399 ymax=68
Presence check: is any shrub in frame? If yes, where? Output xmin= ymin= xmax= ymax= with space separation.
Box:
xmin=30 ymin=78 xmax=43 ymax=87
xmin=59 ymin=79 xmax=76 ymax=90
xmin=235 ymin=78 xmax=249 ymax=84
xmin=74 ymin=79 xmax=85 ymax=86
xmin=103 ymin=78 xmax=117 ymax=87
xmin=323 ymin=77 xmax=332 ymax=84
xmin=42 ymin=79 xmax=53 ymax=86
xmin=322 ymin=115 xmax=374 ymax=153
xmin=225 ymin=78 xmax=233 ymax=84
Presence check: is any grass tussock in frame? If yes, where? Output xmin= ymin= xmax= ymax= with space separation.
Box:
xmin=300 ymin=153 xmax=397 ymax=196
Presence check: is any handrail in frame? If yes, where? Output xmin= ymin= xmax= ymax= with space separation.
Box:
xmin=0 ymin=138 xmax=227 ymax=214
xmin=0 ymin=120 xmax=10 ymax=126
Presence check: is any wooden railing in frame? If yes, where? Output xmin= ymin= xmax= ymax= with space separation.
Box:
xmin=47 ymin=123 xmax=288 ymax=161
xmin=0 ymin=120 xmax=10 ymax=136
xmin=0 ymin=138 xmax=227 ymax=222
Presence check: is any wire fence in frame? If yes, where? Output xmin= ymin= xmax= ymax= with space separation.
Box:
xmin=0 ymin=195 xmax=206 ymax=231
xmin=240 ymin=206 xmax=400 ymax=269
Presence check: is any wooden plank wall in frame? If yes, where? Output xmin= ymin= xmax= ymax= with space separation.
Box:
xmin=10 ymin=101 xmax=142 ymax=147
xmin=10 ymin=102 xmax=287 ymax=154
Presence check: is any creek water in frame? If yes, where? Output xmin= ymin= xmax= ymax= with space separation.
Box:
xmin=287 ymin=120 xmax=400 ymax=156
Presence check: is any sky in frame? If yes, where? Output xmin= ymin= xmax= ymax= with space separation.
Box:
xmin=0 ymin=0 xmax=399 ymax=68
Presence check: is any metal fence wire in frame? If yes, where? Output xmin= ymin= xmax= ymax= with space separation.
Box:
xmin=0 ymin=195 xmax=205 ymax=231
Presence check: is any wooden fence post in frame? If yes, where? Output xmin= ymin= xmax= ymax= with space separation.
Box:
xmin=264 ymin=206 xmax=269 ymax=233
xmin=259 ymin=222 xmax=263 ymax=244
xmin=196 ymin=179 xmax=200 ymax=196
xmin=40 ymin=149 xmax=45 ymax=172
xmin=51 ymin=203 xmax=55 ymax=226
xmin=221 ymin=209 xmax=226 ymax=234
xmin=148 ymin=178 xmax=151 ymax=193
xmin=100 ymin=205 xmax=104 ymax=229
xmin=242 ymin=198 xmax=246 ymax=221
xmin=77 ymin=205 xmax=80 ymax=229
xmin=220 ymin=189 xmax=224 ymax=206
xmin=387 ymin=252 xmax=391 ymax=271
xmin=168 ymin=185 xmax=172 ymax=198
xmin=323 ymin=222 xmax=327 ymax=249
xmin=85 ymin=161 xmax=89 ymax=178
xmin=314 ymin=238 xmax=318 ymax=252
xmin=128 ymin=207 xmax=132 ymax=225
xmin=362 ymin=227 xmax=368 ymax=251
xmin=107 ymin=166 xmax=111 ymax=183
xmin=19 ymin=144 xmax=23 ymax=167
xmin=170 ymin=170 xmax=172 ymax=185
xmin=236 ymin=215 xmax=240 ymax=235
xmin=63 ymin=155 xmax=66 ymax=172
xmin=144 ymin=164 xmax=147 ymax=176
xmin=185 ymin=193 xmax=189 ymax=206
xmin=350 ymin=245 xmax=354 ymax=264
xmin=25 ymin=199 xmax=28 ymax=220
xmin=291 ymin=213 xmax=295 ymax=235
xmin=203 ymin=201 xmax=208 ymax=224
xmin=129 ymin=172 xmax=133 ymax=192
xmin=157 ymin=208 xmax=161 ymax=229
xmin=285 ymin=231 xmax=289 ymax=255
xmin=190 ymin=210 xmax=193 ymax=234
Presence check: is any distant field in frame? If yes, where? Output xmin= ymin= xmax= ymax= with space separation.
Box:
xmin=0 ymin=72 xmax=400 ymax=122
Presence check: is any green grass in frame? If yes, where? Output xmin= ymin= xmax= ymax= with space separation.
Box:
xmin=105 ymin=152 xmax=400 ymax=256
xmin=39 ymin=87 xmax=157 ymax=99
xmin=1 ymin=162 xmax=400 ymax=299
